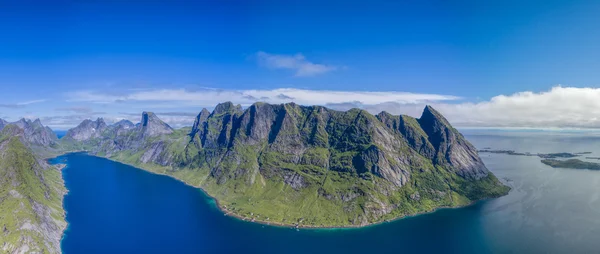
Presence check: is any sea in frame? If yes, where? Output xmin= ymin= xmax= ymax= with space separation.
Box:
xmin=51 ymin=130 xmax=600 ymax=253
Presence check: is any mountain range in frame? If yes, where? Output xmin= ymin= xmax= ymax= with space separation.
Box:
xmin=61 ymin=102 xmax=509 ymax=226
xmin=0 ymin=102 xmax=509 ymax=252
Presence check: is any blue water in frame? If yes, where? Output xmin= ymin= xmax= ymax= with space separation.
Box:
xmin=53 ymin=131 xmax=600 ymax=253
xmin=54 ymin=130 xmax=67 ymax=139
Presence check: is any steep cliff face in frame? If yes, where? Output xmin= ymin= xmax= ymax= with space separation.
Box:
xmin=417 ymin=106 xmax=489 ymax=179
xmin=139 ymin=112 xmax=173 ymax=137
xmin=63 ymin=103 xmax=508 ymax=227
xmin=377 ymin=107 xmax=488 ymax=180
xmin=0 ymin=125 xmax=66 ymax=254
xmin=189 ymin=108 xmax=210 ymax=148
xmin=64 ymin=118 xmax=108 ymax=141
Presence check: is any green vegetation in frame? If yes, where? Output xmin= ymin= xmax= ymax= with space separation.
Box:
xmin=108 ymin=141 xmax=508 ymax=227
xmin=0 ymin=136 xmax=66 ymax=253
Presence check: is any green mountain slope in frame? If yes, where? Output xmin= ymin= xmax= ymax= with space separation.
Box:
xmin=62 ymin=103 xmax=509 ymax=227
xmin=0 ymin=124 xmax=66 ymax=253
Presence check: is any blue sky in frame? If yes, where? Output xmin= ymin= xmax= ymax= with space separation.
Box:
xmin=2 ymin=1 xmax=600 ymax=129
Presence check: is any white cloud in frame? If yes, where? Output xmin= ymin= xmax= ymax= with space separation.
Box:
xmin=0 ymin=99 xmax=46 ymax=108
xmin=346 ymin=86 xmax=600 ymax=129
xmin=256 ymin=51 xmax=338 ymax=77
xmin=57 ymin=86 xmax=600 ymax=129
xmin=66 ymin=87 xmax=459 ymax=107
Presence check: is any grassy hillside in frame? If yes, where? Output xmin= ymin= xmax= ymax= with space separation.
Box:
xmin=111 ymin=147 xmax=507 ymax=227
xmin=0 ymin=132 xmax=66 ymax=253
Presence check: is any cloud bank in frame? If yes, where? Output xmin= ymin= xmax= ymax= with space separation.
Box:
xmin=256 ymin=52 xmax=338 ymax=77
xmin=341 ymin=86 xmax=600 ymax=129
xmin=67 ymin=88 xmax=459 ymax=107
xmin=25 ymin=86 xmax=600 ymax=129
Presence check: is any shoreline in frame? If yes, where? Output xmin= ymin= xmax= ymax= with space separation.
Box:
xmin=51 ymin=151 xmax=510 ymax=230
xmin=46 ymin=161 xmax=69 ymax=253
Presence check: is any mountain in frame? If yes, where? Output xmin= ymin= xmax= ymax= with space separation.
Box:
xmin=105 ymin=119 xmax=135 ymax=137
xmin=9 ymin=119 xmax=59 ymax=147
xmin=0 ymin=125 xmax=66 ymax=253
xmin=60 ymin=112 xmax=180 ymax=161
xmin=63 ymin=102 xmax=509 ymax=227
xmin=114 ymin=119 xmax=135 ymax=129
xmin=377 ymin=105 xmax=488 ymax=179
xmin=63 ymin=118 xmax=107 ymax=141
xmin=139 ymin=112 xmax=173 ymax=137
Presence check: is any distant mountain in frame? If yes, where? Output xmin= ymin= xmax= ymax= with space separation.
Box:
xmin=0 ymin=124 xmax=66 ymax=253
xmin=139 ymin=112 xmax=173 ymax=137
xmin=114 ymin=119 xmax=135 ymax=129
xmin=63 ymin=118 xmax=107 ymax=141
xmin=5 ymin=119 xmax=59 ymax=147
xmin=105 ymin=119 xmax=135 ymax=137
xmin=62 ymin=102 xmax=509 ymax=227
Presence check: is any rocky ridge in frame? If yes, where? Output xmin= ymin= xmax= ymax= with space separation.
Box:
xmin=0 ymin=123 xmax=66 ymax=253
xmin=63 ymin=118 xmax=107 ymax=141
xmin=62 ymin=102 xmax=509 ymax=227
xmin=10 ymin=118 xmax=59 ymax=147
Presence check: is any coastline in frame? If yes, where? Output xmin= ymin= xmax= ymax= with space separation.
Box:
xmin=42 ymin=160 xmax=69 ymax=254
xmin=51 ymin=151 xmax=510 ymax=230
xmin=46 ymin=159 xmax=70 ymax=253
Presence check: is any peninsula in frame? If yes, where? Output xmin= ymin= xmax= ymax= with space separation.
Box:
xmin=60 ymin=103 xmax=509 ymax=227
xmin=0 ymin=103 xmax=510 ymax=253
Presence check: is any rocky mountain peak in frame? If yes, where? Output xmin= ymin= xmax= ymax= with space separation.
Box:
xmin=199 ymin=108 xmax=210 ymax=120
xmin=0 ymin=123 xmax=25 ymax=137
xmin=212 ymin=102 xmax=242 ymax=115
xmin=141 ymin=112 xmax=152 ymax=126
xmin=14 ymin=118 xmax=30 ymax=129
xmin=190 ymin=108 xmax=210 ymax=138
xmin=32 ymin=118 xmax=43 ymax=127
xmin=64 ymin=118 xmax=108 ymax=141
xmin=6 ymin=118 xmax=57 ymax=147
xmin=417 ymin=105 xmax=488 ymax=179
xmin=139 ymin=112 xmax=173 ymax=137
xmin=114 ymin=119 xmax=134 ymax=129
xmin=419 ymin=105 xmax=451 ymax=129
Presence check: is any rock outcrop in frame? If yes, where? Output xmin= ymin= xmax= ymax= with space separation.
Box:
xmin=64 ymin=118 xmax=107 ymax=141
xmin=417 ymin=105 xmax=488 ymax=179
xmin=139 ymin=112 xmax=173 ymax=138
xmin=9 ymin=118 xmax=59 ymax=147
xmin=114 ymin=119 xmax=135 ymax=129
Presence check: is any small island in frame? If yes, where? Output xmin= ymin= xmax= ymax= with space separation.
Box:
xmin=541 ymin=159 xmax=600 ymax=170
xmin=478 ymin=149 xmax=587 ymax=159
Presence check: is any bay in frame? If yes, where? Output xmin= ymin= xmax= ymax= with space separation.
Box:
xmin=53 ymin=130 xmax=600 ymax=253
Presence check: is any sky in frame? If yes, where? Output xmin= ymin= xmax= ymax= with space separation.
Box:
xmin=2 ymin=0 xmax=600 ymax=129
